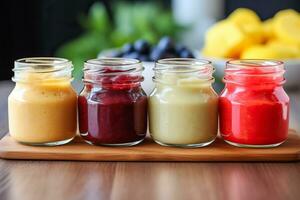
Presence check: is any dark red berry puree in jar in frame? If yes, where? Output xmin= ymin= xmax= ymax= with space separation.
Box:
xmin=78 ymin=58 xmax=147 ymax=146
xmin=219 ymin=59 xmax=289 ymax=148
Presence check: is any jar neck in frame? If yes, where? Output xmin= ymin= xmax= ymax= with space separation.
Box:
xmin=153 ymin=58 xmax=215 ymax=87
xmin=12 ymin=57 xmax=73 ymax=83
xmin=84 ymin=80 xmax=142 ymax=90
xmin=224 ymin=82 xmax=284 ymax=92
xmin=224 ymin=59 xmax=285 ymax=86
xmin=83 ymin=58 xmax=144 ymax=90
xmin=153 ymin=76 xmax=214 ymax=88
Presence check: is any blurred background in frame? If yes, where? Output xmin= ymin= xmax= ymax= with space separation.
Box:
xmin=1 ymin=0 xmax=300 ymax=83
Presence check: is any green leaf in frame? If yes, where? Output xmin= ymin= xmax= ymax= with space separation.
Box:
xmin=86 ymin=2 xmax=111 ymax=33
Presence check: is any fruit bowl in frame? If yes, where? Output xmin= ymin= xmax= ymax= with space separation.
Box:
xmin=199 ymin=8 xmax=300 ymax=89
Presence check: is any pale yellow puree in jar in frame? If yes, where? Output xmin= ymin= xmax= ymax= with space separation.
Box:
xmin=149 ymin=74 xmax=218 ymax=145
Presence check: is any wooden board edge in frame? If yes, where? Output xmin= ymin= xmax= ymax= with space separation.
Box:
xmin=0 ymin=131 xmax=299 ymax=162
xmin=0 ymin=151 xmax=299 ymax=162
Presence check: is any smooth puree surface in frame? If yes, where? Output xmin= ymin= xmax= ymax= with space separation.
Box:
xmin=8 ymin=73 xmax=77 ymax=144
xmin=149 ymin=74 xmax=218 ymax=145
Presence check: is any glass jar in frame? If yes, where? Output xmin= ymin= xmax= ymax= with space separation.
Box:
xmin=78 ymin=58 xmax=147 ymax=146
xmin=219 ymin=59 xmax=290 ymax=148
xmin=8 ymin=57 xmax=77 ymax=146
xmin=149 ymin=58 xmax=218 ymax=147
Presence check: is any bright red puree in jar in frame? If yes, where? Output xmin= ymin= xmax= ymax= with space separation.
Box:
xmin=78 ymin=65 xmax=147 ymax=145
xmin=219 ymin=60 xmax=289 ymax=147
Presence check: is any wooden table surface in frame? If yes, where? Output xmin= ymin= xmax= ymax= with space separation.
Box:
xmin=0 ymin=80 xmax=299 ymax=200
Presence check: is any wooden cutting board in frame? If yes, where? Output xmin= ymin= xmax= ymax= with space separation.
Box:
xmin=0 ymin=130 xmax=299 ymax=162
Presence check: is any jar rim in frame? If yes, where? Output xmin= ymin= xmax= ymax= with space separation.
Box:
xmin=84 ymin=58 xmax=144 ymax=76
xmin=225 ymin=59 xmax=285 ymax=77
xmin=83 ymin=58 xmax=144 ymax=87
xmin=226 ymin=59 xmax=284 ymax=70
xmin=155 ymin=58 xmax=213 ymax=73
xmin=153 ymin=58 xmax=215 ymax=85
xmin=224 ymin=59 xmax=285 ymax=85
xmin=157 ymin=58 xmax=211 ymax=64
xmin=85 ymin=57 xmax=141 ymax=66
xmin=14 ymin=57 xmax=73 ymax=73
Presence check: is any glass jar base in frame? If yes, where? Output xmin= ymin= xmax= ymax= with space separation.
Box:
xmin=18 ymin=136 xmax=75 ymax=146
xmin=153 ymin=138 xmax=215 ymax=148
xmin=224 ymin=140 xmax=286 ymax=148
xmin=83 ymin=138 xmax=145 ymax=147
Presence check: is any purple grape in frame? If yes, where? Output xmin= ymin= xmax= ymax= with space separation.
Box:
xmin=134 ymin=40 xmax=150 ymax=54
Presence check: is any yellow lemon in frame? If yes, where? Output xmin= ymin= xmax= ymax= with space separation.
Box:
xmin=241 ymin=45 xmax=282 ymax=59
xmin=228 ymin=8 xmax=261 ymax=27
xmin=267 ymin=40 xmax=300 ymax=58
xmin=273 ymin=9 xmax=300 ymax=45
xmin=228 ymin=8 xmax=264 ymax=44
xmin=241 ymin=43 xmax=300 ymax=59
xmin=202 ymin=20 xmax=249 ymax=58
xmin=262 ymin=18 xmax=275 ymax=41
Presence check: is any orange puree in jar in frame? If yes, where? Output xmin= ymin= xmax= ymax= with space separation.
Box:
xmin=8 ymin=57 xmax=77 ymax=146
